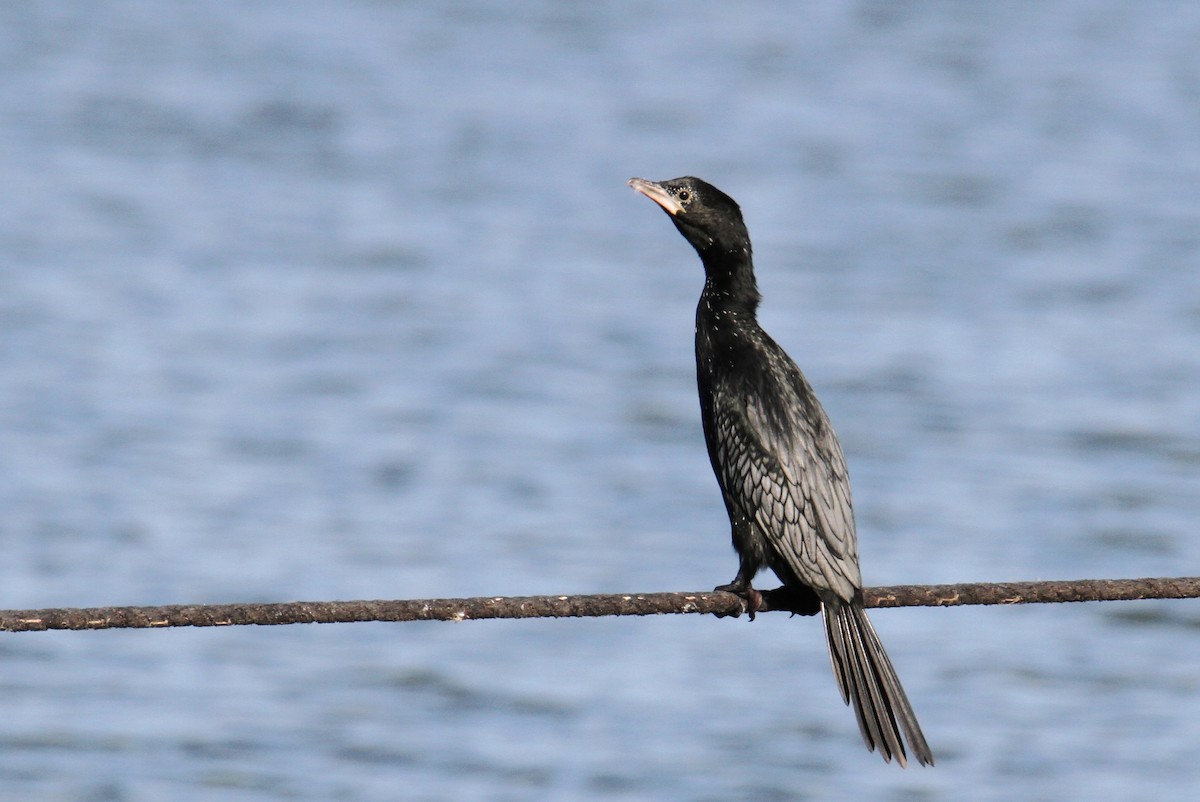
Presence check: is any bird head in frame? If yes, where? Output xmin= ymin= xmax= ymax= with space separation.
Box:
xmin=628 ymin=176 xmax=750 ymax=259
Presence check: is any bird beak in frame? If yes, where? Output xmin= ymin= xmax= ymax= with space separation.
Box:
xmin=628 ymin=177 xmax=684 ymax=215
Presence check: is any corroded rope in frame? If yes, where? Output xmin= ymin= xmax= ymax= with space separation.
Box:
xmin=2 ymin=576 xmax=1197 ymax=632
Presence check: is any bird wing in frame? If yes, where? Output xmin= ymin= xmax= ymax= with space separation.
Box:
xmin=711 ymin=373 xmax=862 ymax=603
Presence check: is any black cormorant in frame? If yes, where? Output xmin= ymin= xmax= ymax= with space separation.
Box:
xmin=629 ymin=176 xmax=933 ymax=767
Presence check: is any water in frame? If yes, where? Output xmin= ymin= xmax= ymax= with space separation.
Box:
xmin=2 ymin=1 xmax=1200 ymax=799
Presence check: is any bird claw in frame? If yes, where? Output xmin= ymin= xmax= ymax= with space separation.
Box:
xmin=713 ymin=582 xmax=764 ymax=620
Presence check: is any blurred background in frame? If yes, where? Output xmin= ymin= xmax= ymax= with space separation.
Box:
xmin=2 ymin=1 xmax=1200 ymax=799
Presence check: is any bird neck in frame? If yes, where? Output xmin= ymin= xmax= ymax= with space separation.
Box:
xmin=700 ymin=245 xmax=761 ymax=317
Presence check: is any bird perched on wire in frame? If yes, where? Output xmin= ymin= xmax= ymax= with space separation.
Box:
xmin=629 ymin=176 xmax=933 ymax=767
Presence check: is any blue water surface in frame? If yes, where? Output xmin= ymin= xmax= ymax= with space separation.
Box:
xmin=2 ymin=2 xmax=1200 ymax=800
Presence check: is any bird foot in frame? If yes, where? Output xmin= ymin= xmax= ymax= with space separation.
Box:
xmin=713 ymin=581 xmax=764 ymax=620
xmin=759 ymin=585 xmax=822 ymax=617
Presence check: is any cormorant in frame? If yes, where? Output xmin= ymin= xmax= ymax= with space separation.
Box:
xmin=629 ymin=176 xmax=933 ymax=767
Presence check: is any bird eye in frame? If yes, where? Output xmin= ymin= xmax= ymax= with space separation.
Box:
xmin=677 ymin=190 xmax=691 ymax=202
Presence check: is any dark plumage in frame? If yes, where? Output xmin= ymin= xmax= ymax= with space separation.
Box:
xmin=629 ymin=176 xmax=933 ymax=767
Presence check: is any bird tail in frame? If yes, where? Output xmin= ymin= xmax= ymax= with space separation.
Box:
xmin=823 ymin=600 xmax=934 ymax=767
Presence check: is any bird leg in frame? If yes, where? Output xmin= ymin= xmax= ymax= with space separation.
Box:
xmin=759 ymin=585 xmax=822 ymax=617
xmin=714 ymin=572 xmax=764 ymax=620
